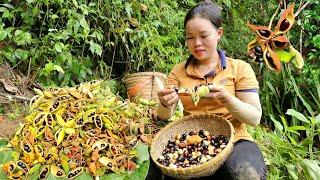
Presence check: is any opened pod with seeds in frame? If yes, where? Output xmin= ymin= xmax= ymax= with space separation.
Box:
xmin=1 ymin=80 xmax=158 ymax=179
xmin=247 ymin=3 xmax=304 ymax=71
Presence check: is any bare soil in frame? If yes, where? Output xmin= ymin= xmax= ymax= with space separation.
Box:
xmin=0 ymin=62 xmax=34 ymax=138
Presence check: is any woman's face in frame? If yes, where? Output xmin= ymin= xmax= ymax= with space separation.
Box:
xmin=185 ymin=16 xmax=222 ymax=62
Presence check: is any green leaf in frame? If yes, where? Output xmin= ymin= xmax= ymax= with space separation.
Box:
xmin=55 ymin=42 xmax=64 ymax=53
xmin=302 ymin=159 xmax=320 ymax=180
xmin=14 ymin=30 xmax=32 ymax=46
xmin=286 ymin=109 xmax=310 ymax=124
xmin=0 ymin=29 xmax=8 ymax=41
xmin=275 ymin=50 xmax=294 ymax=63
xmin=287 ymin=126 xmax=307 ymax=131
xmin=286 ymin=164 xmax=298 ymax=180
xmin=14 ymin=49 xmax=29 ymax=60
xmin=89 ymin=41 xmax=102 ymax=56
xmin=40 ymin=62 xmax=64 ymax=76
xmin=128 ymin=160 xmax=150 ymax=180
xmin=75 ymin=172 xmax=94 ymax=180
xmin=0 ymin=149 xmax=14 ymax=164
xmin=134 ymin=143 xmax=149 ymax=164
xmin=28 ymin=164 xmax=42 ymax=180
xmin=100 ymin=173 xmax=126 ymax=180
xmin=270 ymin=115 xmax=283 ymax=132
xmin=0 ymin=139 xmax=8 ymax=148
xmin=315 ymin=114 xmax=320 ymax=124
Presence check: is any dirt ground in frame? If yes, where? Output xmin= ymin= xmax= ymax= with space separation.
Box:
xmin=0 ymin=62 xmax=34 ymax=138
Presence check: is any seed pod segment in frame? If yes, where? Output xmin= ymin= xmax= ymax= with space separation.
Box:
xmin=67 ymin=167 xmax=83 ymax=179
xmin=274 ymin=3 xmax=295 ymax=35
xmin=51 ymin=165 xmax=66 ymax=178
xmin=247 ymin=23 xmax=272 ymax=40
xmin=39 ymin=165 xmax=49 ymax=180
xmin=263 ymin=45 xmax=282 ymax=72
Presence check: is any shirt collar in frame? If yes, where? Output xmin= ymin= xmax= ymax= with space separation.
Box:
xmin=186 ymin=49 xmax=227 ymax=78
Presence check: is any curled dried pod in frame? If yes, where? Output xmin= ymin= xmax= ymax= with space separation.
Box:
xmin=51 ymin=165 xmax=66 ymax=178
xmin=39 ymin=165 xmax=49 ymax=180
xmin=94 ymin=115 xmax=103 ymax=129
xmin=98 ymin=157 xmax=115 ymax=170
xmin=35 ymin=125 xmax=46 ymax=137
xmin=34 ymin=144 xmax=44 ymax=157
xmin=20 ymin=141 xmax=33 ymax=154
xmin=75 ymin=116 xmax=85 ymax=128
xmin=69 ymin=89 xmax=83 ymax=99
xmin=49 ymin=100 xmax=60 ymax=112
xmin=45 ymin=113 xmax=54 ymax=127
xmin=67 ymin=167 xmax=84 ymax=179
xmin=2 ymin=161 xmax=16 ymax=175
xmin=54 ymin=128 xmax=65 ymax=145
xmin=91 ymin=140 xmax=109 ymax=151
xmin=85 ymin=129 xmax=100 ymax=137
xmin=33 ymin=112 xmax=46 ymax=126
xmin=16 ymin=160 xmax=29 ymax=173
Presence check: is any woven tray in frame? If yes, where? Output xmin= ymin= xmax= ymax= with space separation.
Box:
xmin=150 ymin=114 xmax=235 ymax=179
xmin=124 ymin=72 xmax=167 ymax=102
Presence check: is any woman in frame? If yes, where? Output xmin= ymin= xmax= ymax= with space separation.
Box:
xmin=155 ymin=1 xmax=267 ymax=179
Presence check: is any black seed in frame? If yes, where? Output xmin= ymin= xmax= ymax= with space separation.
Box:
xmin=255 ymin=46 xmax=263 ymax=55
xmin=57 ymin=171 xmax=63 ymax=176
xmin=258 ymin=29 xmax=271 ymax=38
xmin=198 ymin=130 xmax=205 ymax=138
xmin=274 ymin=41 xmax=286 ymax=48
xmin=280 ymin=19 xmax=290 ymax=31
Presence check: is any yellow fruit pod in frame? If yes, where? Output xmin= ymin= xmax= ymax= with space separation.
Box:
xmin=289 ymin=45 xmax=304 ymax=69
xmin=51 ymin=165 xmax=66 ymax=178
xmin=55 ymin=128 xmax=66 ymax=145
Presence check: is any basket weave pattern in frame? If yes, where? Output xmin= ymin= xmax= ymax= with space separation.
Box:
xmin=150 ymin=114 xmax=235 ymax=179
xmin=124 ymin=72 xmax=167 ymax=102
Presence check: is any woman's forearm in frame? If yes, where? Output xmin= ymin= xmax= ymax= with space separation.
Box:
xmin=157 ymin=102 xmax=176 ymax=120
xmin=223 ymin=92 xmax=262 ymax=127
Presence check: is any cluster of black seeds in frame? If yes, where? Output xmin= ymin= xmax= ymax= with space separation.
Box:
xmin=157 ymin=130 xmax=229 ymax=168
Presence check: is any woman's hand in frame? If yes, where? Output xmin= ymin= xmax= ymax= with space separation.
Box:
xmin=205 ymin=85 xmax=232 ymax=103
xmin=157 ymin=86 xmax=179 ymax=108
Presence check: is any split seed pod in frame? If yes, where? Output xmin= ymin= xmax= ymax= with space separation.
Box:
xmin=67 ymin=167 xmax=83 ymax=179
xmin=247 ymin=23 xmax=273 ymax=40
xmin=274 ymin=3 xmax=295 ymax=35
xmin=263 ymin=45 xmax=281 ymax=72
xmin=51 ymin=165 xmax=66 ymax=178
xmin=39 ymin=165 xmax=49 ymax=180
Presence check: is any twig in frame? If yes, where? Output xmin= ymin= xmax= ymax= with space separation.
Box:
xmin=300 ymin=29 xmax=303 ymax=54
xmin=0 ymin=92 xmax=31 ymax=102
xmin=295 ymin=1 xmax=310 ymax=17
xmin=268 ymin=3 xmax=282 ymax=29
xmin=108 ymin=44 xmax=116 ymax=79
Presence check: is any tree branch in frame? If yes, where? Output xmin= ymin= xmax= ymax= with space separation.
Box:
xmin=295 ymin=1 xmax=310 ymax=17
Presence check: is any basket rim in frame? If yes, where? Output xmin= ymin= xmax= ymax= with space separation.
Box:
xmin=124 ymin=71 xmax=167 ymax=80
xmin=150 ymin=114 xmax=235 ymax=173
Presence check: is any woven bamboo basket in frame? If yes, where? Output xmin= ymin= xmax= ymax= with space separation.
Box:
xmin=150 ymin=114 xmax=235 ymax=179
xmin=124 ymin=72 xmax=167 ymax=102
